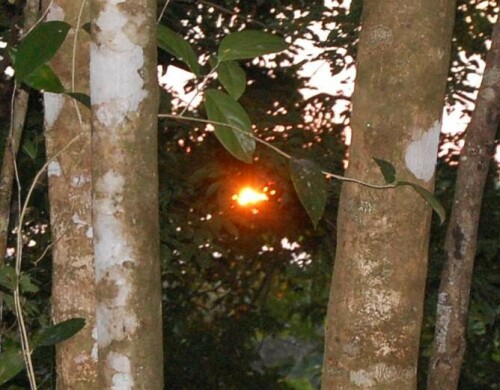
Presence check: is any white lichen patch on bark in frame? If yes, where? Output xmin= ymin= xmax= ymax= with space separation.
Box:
xmin=350 ymin=363 xmax=414 ymax=387
xmin=107 ymin=351 xmax=134 ymax=390
xmin=90 ymin=1 xmax=147 ymax=128
xmin=404 ymin=120 xmax=441 ymax=182
xmin=91 ymin=326 xmax=98 ymax=361
xmin=435 ymin=292 xmax=452 ymax=353
xmin=44 ymin=93 xmax=64 ymax=129
xmin=47 ymin=160 xmax=62 ymax=177
xmin=361 ymin=287 xmax=401 ymax=325
xmin=46 ymin=3 xmax=65 ymax=21
xmin=94 ymin=170 xmax=138 ymax=348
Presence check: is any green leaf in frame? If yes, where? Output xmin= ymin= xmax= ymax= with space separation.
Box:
xmin=32 ymin=318 xmax=86 ymax=347
xmin=22 ymin=64 xmax=65 ymax=93
xmin=218 ymin=30 xmax=289 ymax=61
xmin=397 ymin=181 xmax=446 ymax=224
xmin=289 ymin=159 xmax=327 ymax=229
xmin=81 ymin=22 xmax=91 ymax=34
xmin=204 ymin=89 xmax=255 ymax=163
xmin=66 ymin=92 xmax=91 ymax=108
xmin=15 ymin=21 xmax=70 ymax=81
xmin=19 ymin=274 xmax=39 ymax=293
xmin=373 ymin=158 xmax=396 ymax=184
xmin=0 ymin=348 xmax=25 ymax=386
xmin=157 ymin=24 xmax=201 ymax=76
xmin=0 ymin=266 xmax=16 ymax=290
xmin=217 ymin=60 xmax=246 ymax=100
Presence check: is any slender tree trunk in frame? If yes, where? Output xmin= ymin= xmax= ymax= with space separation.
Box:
xmin=427 ymin=17 xmax=500 ymax=390
xmin=0 ymin=0 xmax=39 ymax=350
xmin=42 ymin=1 xmax=98 ymax=388
xmin=321 ymin=1 xmax=456 ymax=388
xmin=90 ymin=1 xmax=163 ymax=387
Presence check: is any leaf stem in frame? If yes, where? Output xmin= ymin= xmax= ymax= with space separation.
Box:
xmin=158 ymin=113 xmax=397 ymax=190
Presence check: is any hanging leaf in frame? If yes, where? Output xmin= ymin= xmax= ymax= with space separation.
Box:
xmin=157 ymin=24 xmax=201 ymax=76
xmin=204 ymin=89 xmax=255 ymax=163
xmin=397 ymin=180 xmax=446 ymax=224
xmin=81 ymin=22 xmax=91 ymax=34
xmin=218 ymin=30 xmax=289 ymax=62
xmin=22 ymin=64 xmax=65 ymax=93
xmin=14 ymin=21 xmax=70 ymax=81
xmin=289 ymin=158 xmax=327 ymax=229
xmin=373 ymin=158 xmax=396 ymax=184
xmin=0 ymin=265 xmax=16 ymax=290
xmin=67 ymin=92 xmax=91 ymax=108
xmin=217 ymin=60 xmax=246 ymax=100
xmin=0 ymin=348 xmax=25 ymax=385
xmin=32 ymin=318 xmax=86 ymax=347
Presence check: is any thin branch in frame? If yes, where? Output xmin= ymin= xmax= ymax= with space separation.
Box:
xmin=158 ymin=113 xmax=397 ymax=190
xmin=158 ymin=0 xmax=171 ymax=23
xmin=178 ymin=64 xmax=219 ymax=116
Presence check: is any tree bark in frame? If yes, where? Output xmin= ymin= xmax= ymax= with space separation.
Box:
xmin=427 ymin=17 xmax=500 ymax=390
xmin=321 ymin=1 xmax=456 ymax=388
xmin=43 ymin=1 xmax=98 ymax=388
xmin=90 ymin=1 xmax=163 ymax=388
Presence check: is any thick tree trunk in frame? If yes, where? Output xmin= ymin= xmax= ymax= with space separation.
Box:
xmin=427 ymin=17 xmax=500 ymax=390
xmin=90 ymin=1 xmax=163 ymax=387
xmin=43 ymin=1 xmax=98 ymax=387
xmin=321 ymin=1 xmax=456 ymax=388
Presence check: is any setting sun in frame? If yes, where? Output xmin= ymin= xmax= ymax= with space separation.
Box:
xmin=232 ymin=187 xmax=269 ymax=206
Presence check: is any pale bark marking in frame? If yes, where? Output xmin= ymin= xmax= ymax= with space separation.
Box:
xmin=47 ymin=160 xmax=62 ymax=177
xmin=435 ymin=292 xmax=452 ymax=354
xmin=94 ymin=170 xmax=138 ymax=347
xmin=404 ymin=120 xmax=441 ymax=182
xmin=350 ymin=364 xmax=414 ymax=387
xmin=43 ymin=93 xmax=64 ymax=129
xmin=90 ymin=2 xmax=147 ymax=128
xmin=107 ymin=351 xmax=133 ymax=390
xmin=46 ymin=3 xmax=65 ymax=21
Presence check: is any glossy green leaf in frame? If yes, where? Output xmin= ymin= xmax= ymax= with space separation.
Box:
xmin=32 ymin=318 xmax=86 ymax=347
xmin=157 ymin=24 xmax=201 ymax=76
xmin=204 ymin=89 xmax=255 ymax=163
xmin=373 ymin=158 xmax=396 ymax=184
xmin=22 ymin=64 xmax=64 ymax=93
xmin=218 ymin=30 xmax=289 ymax=61
xmin=15 ymin=21 xmax=70 ymax=81
xmin=397 ymin=181 xmax=446 ymax=224
xmin=217 ymin=60 xmax=246 ymax=100
xmin=289 ymin=158 xmax=327 ymax=229
xmin=67 ymin=92 xmax=91 ymax=108
xmin=0 ymin=348 xmax=25 ymax=385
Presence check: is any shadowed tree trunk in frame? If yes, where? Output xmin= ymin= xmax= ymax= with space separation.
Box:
xmin=90 ymin=0 xmax=163 ymax=387
xmin=427 ymin=17 xmax=500 ymax=390
xmin=321 ymin=1 xmax=456 ymax=388
xmin=43 ymin=0 xmax=98 ymax=387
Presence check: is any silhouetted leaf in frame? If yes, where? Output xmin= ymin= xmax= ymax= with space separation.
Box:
xmin=217 ymin=60 xmax=246 ymax=100
xmin=289 ymin=158 xmax=327 ymax=229
xmin=398 ymin=181 xmax=446 ymax=224
xmin=0 ymin=348 xmax=24 ymax=385
xmin=157 ymin=24 xmax=200 ymax=76
xmin=32 ymin=318 xmax=86 ymax=347
xmin=218 ymin=30 xmax=288 ymax=61
xmin=23 ymin=64 xmax=64 ymax=93
xmin=15 ymin=21 xmax=70 ymax=80
xmin=81 ymin=22 xmax=91 ymax=34
xmin=67 ymin=92 xmax=91 ymax=108
xmin=204 ymin=89 xmax=255 ymax=163
xmin=373 ymin=158 xmax=396 ymax=184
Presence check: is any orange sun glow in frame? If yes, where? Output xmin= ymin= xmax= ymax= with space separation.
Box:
xmin=232 ymin=187 xmax=269 ymax=206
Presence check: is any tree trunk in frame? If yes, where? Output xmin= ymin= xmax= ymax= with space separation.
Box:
xmin=43 ymin=1 xmax=98 ymax=387
xmin=90 ymin=1 xmax=163 ymax=387
xmin=427 ymin=17 xmax=500 ymax=390
xmin=321 ymin=1 xmax=456 ymax=388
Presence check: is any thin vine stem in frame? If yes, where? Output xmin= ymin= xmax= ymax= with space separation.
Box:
xmin=178 ymin=64 xmax=219 ymax=116
xmin=158 ymin=113 xmax=397 ymax=190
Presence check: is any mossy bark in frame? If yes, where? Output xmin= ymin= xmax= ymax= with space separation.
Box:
xmin=322 ymin=1 xmax=456 ymax=388
xmin=43 ymin=1 xmax=98 ymax=388
xmin=90 ymin=0 xmax=163 ymax=388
